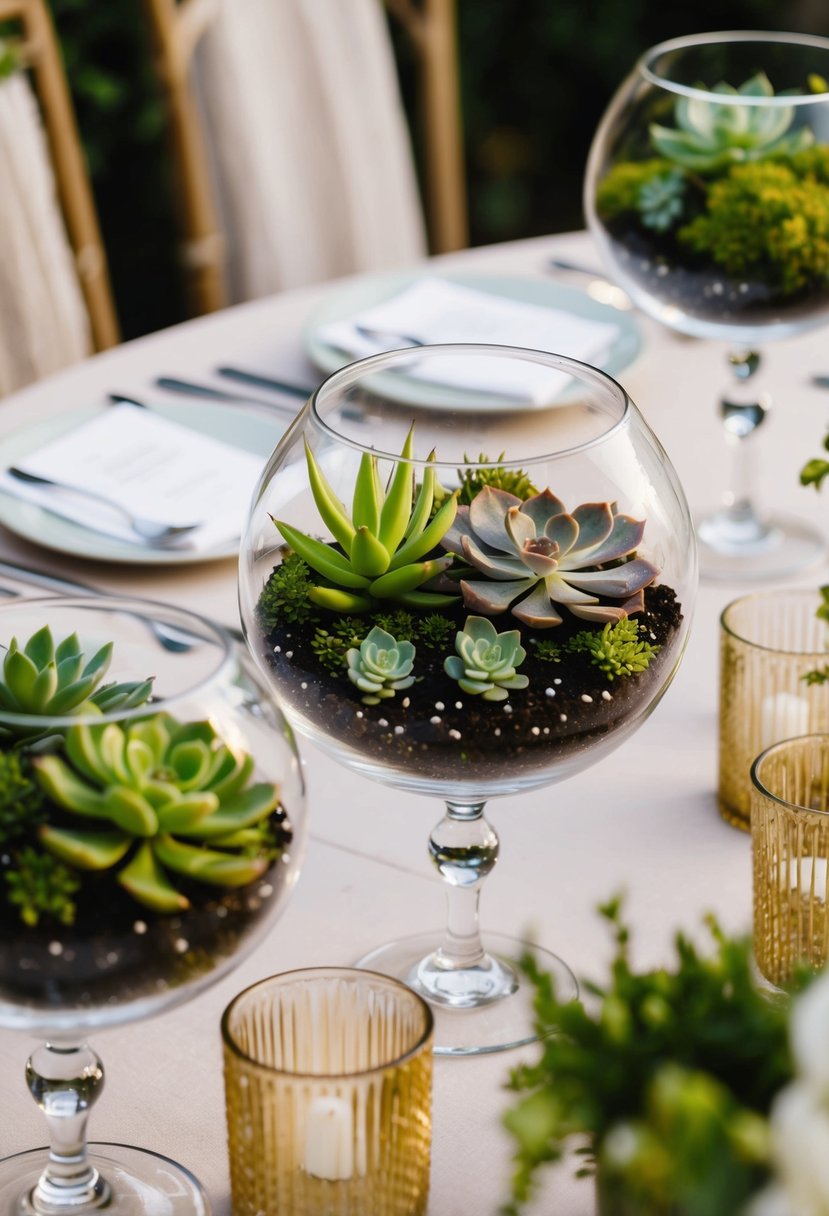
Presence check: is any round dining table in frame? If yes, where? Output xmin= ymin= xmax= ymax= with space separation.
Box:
xmin=0 ymin=230 xmax=825 ymax=1216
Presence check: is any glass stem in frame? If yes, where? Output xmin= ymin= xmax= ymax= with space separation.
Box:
xmin=25 ymin=1042 xmax=109 ymax=1214
xmin=429 ymin=800 xmax=498 ymax=970
xmin=718 ymin=348 xmax=770 ymax=539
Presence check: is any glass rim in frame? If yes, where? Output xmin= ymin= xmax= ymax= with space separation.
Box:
xmin=639 ymin=29 xmax=829 ymax=105
xmin=221 ymin=966 xmax=434 ymax=1079
xmin=751 ymin=733 xmax=829 ymax=816
xmin=719 ymin=589 xmax=829 ymax=659
xmin=0 ymin=593 xmax=237 ymax=728
xmin=308 ymin=343 xmax=633 ymax=468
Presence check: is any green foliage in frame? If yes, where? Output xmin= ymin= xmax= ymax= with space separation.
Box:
xmin=259 ymin=553 xmax=317 ymax=628
xmin=0 ymin=750 xmax=46 ymax=846
xmin=533 ymin=639 xmax=562 ymax=663
xmin=311 ymin=619 xmax=366 ymax=675
xmin=0 ymin=39 xmax=17 ymax=79
xmin=346 ymin=626 xmax=416 ymax=706
xmin=371 ymin=610 xmax=418 ymax=642
xmin=567 ymin=618 xmax=660 ymax=681
xmin=678 ymin=160 xmax=829 ymax=294
xmin=457 ymin=453 xmax=538 ymax=505
xmin=33 ymin=713 xmax=281 ymax=913
xmin=416 ymin=614 xmax=455 ymax=650
xmin=5 ymin=846 xmax=79 ymax=927
xmin=639 ymin=169 xmax=686 ymax=231
xmin=444 ymin=615 xmax=528 ymax=701
xmin=802 ymin=588 xmax=829 ymax=685
xmin=800 ymin=430 xmax=829 ymax=491
xmin=273 ymin=429 xmax=459 ymax=613
xmin=595 ymin=159 xmax=675 ymax=223
xmin=503 ymin=898 xmax=795 ymax=1215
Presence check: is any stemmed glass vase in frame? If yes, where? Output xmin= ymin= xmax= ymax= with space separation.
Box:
xmin=585 ymin=30 xmax=829 ymax=579
xmin=239 ymin=344 xmax=696 ymax=1054
xmin=0 ymin=596 xmax=306 ymax=1214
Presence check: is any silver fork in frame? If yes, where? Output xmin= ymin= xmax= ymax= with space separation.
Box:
xmin=7 ymin=467 xmax=200 ymax=547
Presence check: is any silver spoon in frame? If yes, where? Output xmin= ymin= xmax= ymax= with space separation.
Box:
xmin=6 ymin=467 xmax=200 ymax=547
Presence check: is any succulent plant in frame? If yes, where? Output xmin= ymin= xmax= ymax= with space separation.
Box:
xmin=440 ymin=487 xmax=658 ymax=628
xmin=444 ymin=615 xmax=528 ymax=702
xmin=650 ymin=72 xmax=813 ymax=173
xmin=272 ymin=428 xmax=459 ymax=613
xmin=4 ymin=846 xmax=80 ymax=927
xmin=567 ymin=618 xmax=661 ymax=681
xmin=457 ymin=453 xmax=538 ymax=505
xmin=32 ymin=713 xmax=281 ymax=913
xmin=346 ymin=626 xmax=415 ymax=705
xmin=0 ymin=626 xmax=153 ymax=737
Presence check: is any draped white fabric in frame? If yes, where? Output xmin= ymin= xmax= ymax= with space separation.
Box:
xmin=193 ymin=0 xmax=427 ymax=302
xmin=0 ymin=71 xmax=90 ymax=397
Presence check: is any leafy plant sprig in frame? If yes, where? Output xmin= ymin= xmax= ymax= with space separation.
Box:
xmin=800 ymin=431 xmax=829 ymax=492
xmin=5 ymin=846 xmax=80 ymax=927
xmin=504 ymin=898 xmax=796 ymax=1215
xmin=0 ymin=750 xmax=46 ymax=845
xmin=567 ymin=618 xmax=661 ymax=681
xmin=311 ymin=619 xmax=366 ymax=675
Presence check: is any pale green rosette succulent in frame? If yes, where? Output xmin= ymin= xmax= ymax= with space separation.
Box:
xmin=32 ymin=713 xmax=280 ymax=913
xmin=444 ymin=615 xmax=529 ymax=702
xmin=441 ymin=486 xmax=657 ymax=628
xmin=347 ymin=626 xmax=415 ymax=705
xmin=273 ymin=426 xmax=459 ymax=612
xmin=0 ymin=625 xmax=153 ymax=738
xmin=650 ymin=72 xmax=813 ymax=173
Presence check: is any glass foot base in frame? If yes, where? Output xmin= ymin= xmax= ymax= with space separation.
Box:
xmin=696 ymin=510 xmax=825 ymax=581
xmin=356 ymin=931 xmax=578 ymax=1056
xmin=0 ymin=1144 xmax=211 ymax=1215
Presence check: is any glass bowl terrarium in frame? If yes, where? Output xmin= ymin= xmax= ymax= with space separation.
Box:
xmin=585 ymin=31 xmax=829 ymax=578
xmin=0 ymin=595 xmax=306 ymax=1215
xmin=240 ymin=344 xmax=696 ymax=1053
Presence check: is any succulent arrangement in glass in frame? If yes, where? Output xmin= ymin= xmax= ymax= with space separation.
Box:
xmin=240 ymin=344 xmax=696 ymax=1055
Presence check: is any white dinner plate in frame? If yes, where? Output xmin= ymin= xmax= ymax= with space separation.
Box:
xmin=303 ymin=270 xmax=642 ymax=410
xmin=0 ymin=400 xmax=289 ymax=566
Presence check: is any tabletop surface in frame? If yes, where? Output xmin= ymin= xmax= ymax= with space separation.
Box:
xmin=0 ymin=231 xmax=826 ymax=1216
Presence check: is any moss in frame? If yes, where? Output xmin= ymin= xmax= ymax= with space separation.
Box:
xmin=594 ymin=158 xmax=675 ymax=222
xmin=5 ymin=846 xmax=80 ymax=927
xmin=371 ymin=610 xmax=418 ymax=642
xmin=0 ymin=751 xmax=47 ymax=846
xmin=678 ymin=160 xmax=829 ymax=294
xmin=533 ymin=639 xmax=562 ymax=663
xmin=258 ymin=553 xmax=317 ymax=628
xmin=416 ymin=614 xmax=454 ymax=650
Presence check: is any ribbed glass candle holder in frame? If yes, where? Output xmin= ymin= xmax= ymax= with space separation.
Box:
xmin=719 ymin=591 xmax=829 ymax=830
xmin=751 ymin=735 xmax=829 ymax=986
xmin=222 ymin=968 xmax=433 ymax=1216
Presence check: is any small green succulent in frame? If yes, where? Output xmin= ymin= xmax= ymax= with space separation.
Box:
xmin=272 ymin=428 xmax=459 ymax=613
xmin=258 ymin=552 xmax=317 ymax=627
xmin=4 ymin=846 xmax=80 ymax=927
xmin=638 ymin=169 xmax=686 ymax=231
xmin=0 ymin=626 xmax=153 ymax=737
xmin=457 ymin=453 xmax=539 ymax=506
xmin=32 ymin=713 xmax=281 ymax=913
xmin=650 ymin=72 xmax=814 ymax=173
xmin=0 ymin=750 xmax=46 ymax=845
xmin=311 ymin=618 xmax=365 ymax=675
xmin=346 ymin=626 xmax=415 ymax=705
xmin=534 ymin=639 xmax=562 ymax=664
xmin=441 ymin=487 xmax=657 ymax=628
xmin=567 ymin=618 xmax=660 ymax=681
xmin=444 ymin=615 xmax=528 ymax=702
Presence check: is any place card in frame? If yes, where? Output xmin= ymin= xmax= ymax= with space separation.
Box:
xmin=315 ymin=276 xmax=621 ymax=401
xmin=0 ymin=403 xmax=267 ymax=551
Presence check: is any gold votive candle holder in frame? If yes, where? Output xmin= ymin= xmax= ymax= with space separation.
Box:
xmin=719 ymin=590 xmax=829 ymax=831
xmin=751 ymin=734 xmax=829 ymax=986
xmin=222 ymin=967 xmax=433 ymax=1216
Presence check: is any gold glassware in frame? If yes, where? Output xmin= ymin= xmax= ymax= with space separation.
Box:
xmin=222 ymin=967 xmax=433 ymax=1216
xmin=751 ymin=734 xmax=829 ymax=986
xmin=719 ymin=590 xmax=829 ymax=830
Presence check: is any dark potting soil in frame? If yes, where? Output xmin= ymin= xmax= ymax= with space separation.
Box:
xmin=603 ymin=220 xmax=829 ymax=329
xmin=258 ymin=585 xmax=683 ymax=785
xmin=0 ymin=808 xmax=295 ymax=1014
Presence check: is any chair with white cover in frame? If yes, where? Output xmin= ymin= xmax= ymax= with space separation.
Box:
xmin=0 ymin=0 xmax=118 ymax=397
xmin=143 ymin=0 xmax=466 ymax=310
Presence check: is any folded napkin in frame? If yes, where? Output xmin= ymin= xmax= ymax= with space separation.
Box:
xmin=315 ymin=277 xmax=622 ymax=402
xmin=0 ymin=403 xmax=266 ymax=551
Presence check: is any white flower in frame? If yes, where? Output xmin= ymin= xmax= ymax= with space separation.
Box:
xmin=790 ymin=973 xmax=829 ymax=1101
xmin=768 ymin=1082 xmax=829 ymax=1214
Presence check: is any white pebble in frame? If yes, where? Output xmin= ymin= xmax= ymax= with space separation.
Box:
xmin=531 ymin=726 xmax=540 ymax=736
xmin=543 ymin=727 xmax=550 ymax=735
xmin=133 ymin=921 xmax=147 ymax=935
xmin=300 ymin=681 xmax=307 ymax=690
xmin=402 ymin=697 xmax=410 ymax=708
xmin=560 ymin=713 xmax=568 ymax=722
xmin=449 ymin=728 xmax=462 ymax=740
xmin=48 ymin=941 xmax=63 ymax=957
xmin=273 ymin=645 xmax=281 ymax=653
xmin=394 ymin=725 xmax=404 ymax=736
xmin=494 ymin=728 xmax=501 ymax=737
xmin=174 ymin=939 xmax=189 ymax=954
xmin=430 ymin=716 xmax=442 ymax=725
xmin=378 ymin=718 xmax=389 ymax=728
xmin=435 ymin=701 xmax=445 ymax=711
xmin=553 ymin=678 xmax=562 ymax=685
xmin=545 ymin=687 xmax=555 ymax=697
xmin=356 ymin=711 xmax=364 ymax=719
xmin=602 ymin=690 xmax=612 ymax=701
xmin=455 ymin=701 xmax=463 ymax=709
xmin=503 ymin=704 xmax=513 ymax=714
xmin=581 ymin=694 xmax=593 ymax=704
xmin=285 ymin=650 xmax=293 ymax=659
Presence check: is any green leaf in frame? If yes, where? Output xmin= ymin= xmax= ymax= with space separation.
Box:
xmin=304 ymin=441 xmax=355 ymax=554
xmin=3 ymin=648 xmax=40 ymax=709
xmin=23 ymin=626 xmax=55 ymax=670
xmin=208 ymin=752 xmax=255 ymax=801
xmin=404 ymin=457 xmax=436 ymax=541
xmin=103 ymin=786 xmax=158 ymax=836
xmin=370 ymin=555 xmax=454 ymax=598
xmin=153 ymin=834 xmax=269 ymax=886
xmin=155 ymin=791 xmax=218 ymax=832
xmin=350 ymin=527 xmax=390 ymax=578
xmin=167 ymin=739 xmax=212 ymax=790
xmin=182 ymin=782 xmax=278 ymax=838
xmin=308 ymin=586 xmax=374 ymax=612
xmin=389 ymin=490 xmax=459 ymax=569
xmin=119 ymin=842 xmax=189 ymax=912
xmin=47 ymin=674 xmax=100 ymax=715
xmin=378 ymin=425 xmax=415 ymax=552
xmin=40 ymin=825 xmax=131 ymax=870
xmin=32 ymin=755 xmax=106 ymax=817
xmin=352 ymin=452 xmax=382 ymax=532
xmin=81 ymin=641 xmax=113 ymax=681
xmin=274 ymin=520 xmax=371 ymax=589
xmin=30 ymin=664 xmax=58 ymax=712
xmin=55 ymin=632 xmax=82 ymax=664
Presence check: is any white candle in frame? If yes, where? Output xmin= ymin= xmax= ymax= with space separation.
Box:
xmin=302 ymin=1094 xmax=354 ymax=1181
xmin=760 ymin=692 xmax=810 ymax=750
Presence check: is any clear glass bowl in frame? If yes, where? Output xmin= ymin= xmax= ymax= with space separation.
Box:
xmin=240 ymin=344 xmax=696 ymax=1053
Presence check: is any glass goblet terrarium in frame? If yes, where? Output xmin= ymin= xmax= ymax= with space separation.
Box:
xmin=239 ymin=344 xmax=696 ymax=1055
xmin=0 ymin=595 xmax=306 ymax=1214
xmin=585 ymin=30 xmax=829 ymax=579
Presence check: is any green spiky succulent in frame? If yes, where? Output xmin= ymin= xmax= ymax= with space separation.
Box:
xmin=650 ymin=72 xmax=813 ymax=173
xmin=457 ymin=453 xmax=538 ymax=506
xmin=32 ymin=713 xmax=281 ymax=913
xmin=347 ymin=626 xmax=415 ymax=705
xmin=0 ymin=626 xmax=153 ymax=738
xmin=441 ymin=487 xmax=658 ymax=628
xmin=444 ymin=615 xmax=528 ymax=702
xmin=272 ymin=427 xmax=459 ymax=613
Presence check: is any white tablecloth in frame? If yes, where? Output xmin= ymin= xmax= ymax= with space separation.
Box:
xmin=0 ymin=231 xmax=825 ymax=1216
